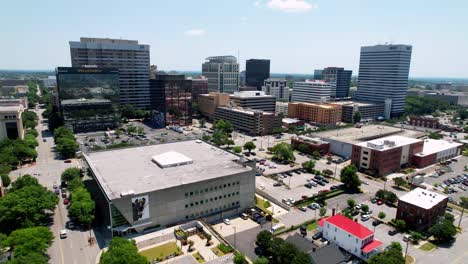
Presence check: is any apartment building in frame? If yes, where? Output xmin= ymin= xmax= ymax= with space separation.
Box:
xmin=262 ymin=78 xmax=290 ymax=101
xmin=292 ymin=80 xmax=333 ymax=103
xmin=230 ymin=91 xmax=276 ymax=113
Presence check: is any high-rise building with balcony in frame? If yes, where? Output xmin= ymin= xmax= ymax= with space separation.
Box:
xmin=355 ymin=44 xmax=412 ymax=118
xmin=202 ymin=56 xmax=239 ymax=94
xmin=69 ymin=37 xmax=151 ymax=109
xmin=262 ymin=78 xmax=290 ymax=101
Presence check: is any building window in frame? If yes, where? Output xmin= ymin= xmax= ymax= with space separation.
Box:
xmin=236 ymin=191 xmax=240 ymax=195
xmin=185 ymin=204 xmax=188 ymax=208
xmin=228 ymin=183 xmax=231 ymax=187
xmin=185 ymin=216 xmax=189 ymax=219
xmin=210 ymin=187 xmax=213 ymax=191
xmin=190 ymin=192 xmax=193 ymax=196
xmin=190 ymin=203 xmax=193 ymax=207
xmin=224 ymin=184 xmax=226 ymax=188
xmin=205 ymin=188 xmax=208 ymax=192
xmin=237 ymin=181 xmax=240 ymax=184
xmin=185 ymin=193 xmax=188 ymax=197
xmin=195 ymin=202 xmax=198 ymax=205
xmin=201 ymin=200 xmax=204 ymax=204
xmin=219 ymin=196 xmax=222 ymax=199
xmin=236 ymin=201 xmax=239 ymax=205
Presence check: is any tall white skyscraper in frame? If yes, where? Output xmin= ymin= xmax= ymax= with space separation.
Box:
xmin=355 ymin=44 xmax=412 ymax=117
xmin=202 ymin=56 xmax=239 ymax=94
xmin=69 ymin=37 xmax=151 ymax=109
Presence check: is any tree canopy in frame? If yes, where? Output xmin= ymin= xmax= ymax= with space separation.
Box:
xmin=100 ymin=237 xmax=147 ymax=264
xmin=61 ymin=167 xmax=82 ymax=183
xmin=243 ymin=141 xmax=256 ymax=153
xmin=68 ymin=187 xmax=95 ymax=227
xmin=6 ymin=226 xmax=53 ymax=258
xmin=339 ymin=165 xmax=361 ymax=192
xmin=301 ymin=160 xmax=315 ymax=173
xmin=270 ymin=143 xmax=295 ymax=162
xmin=368 ymin=241 xmax=405 ymax=264
xmin=0 ymin=175 xmax=57 ymax=234
xmin=255 ymin=230 xmax=311 ymax=264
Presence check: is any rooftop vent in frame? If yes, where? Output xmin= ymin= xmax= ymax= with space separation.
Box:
xmin=152 ymin=151 xmax=193 ymax=168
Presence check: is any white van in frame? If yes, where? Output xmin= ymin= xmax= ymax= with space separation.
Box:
xmin=270 ymin=223 xmax=285 ymax=233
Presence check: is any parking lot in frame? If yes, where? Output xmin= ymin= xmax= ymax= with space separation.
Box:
xmin=422 ymin=155 xmax=468 ymax=204
xmin=75 ymin=121 xmax=204 ymax=152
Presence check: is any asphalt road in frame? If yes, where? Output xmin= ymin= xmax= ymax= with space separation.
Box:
xmin=10 ymin=108 xmax=101 ymax=264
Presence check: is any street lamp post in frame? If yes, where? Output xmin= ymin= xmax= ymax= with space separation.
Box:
xmin=404 ymin=240 xmax=409 ymax=262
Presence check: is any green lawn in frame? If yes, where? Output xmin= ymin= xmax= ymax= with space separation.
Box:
xmin=306 ymin=221 xmax=318 ymax=231
xmin=192 ymin=252 xmax=205 ymax=263
xmin=211 ymin=247 xmax=225 ymax=257
xmin=255 ymin=196 xmax=273 ymax=215
xmin=419 ymin=242 xmax=437 ymax=251
xmin=140 ymin=242 xmax=180 ymax=261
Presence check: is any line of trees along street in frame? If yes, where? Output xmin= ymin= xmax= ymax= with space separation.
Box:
xmin=54 ymin=126 xmax=79 ymax=159
xmin=61 ymin=168 xmax=95 ymax=228
xmin=0 ymin=175 xmax=57 ymax=264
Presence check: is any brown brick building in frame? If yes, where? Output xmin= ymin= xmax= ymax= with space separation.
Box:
xmin=287 ymin=102 xmax=342 ymax=125
xmin=409 ymin=116 xmax=440 ymax=129
xmin=396 ymin=188 xmax=448 ymax=230
xmin=291 ymin=136 xmax=330 ymax=155
xmin=198 ymin=92 xmax=230 ymax=120
xmin=352 ymin=136 xmax=462 ymax=177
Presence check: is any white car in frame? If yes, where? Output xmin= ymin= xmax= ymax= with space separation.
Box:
xmin=361 ymin=215 xmax=370 ymax=221
xmin=60 ymin=229 xmax=67 ymax=239
xmin=223 ymin=219 xmax=230 ymax=225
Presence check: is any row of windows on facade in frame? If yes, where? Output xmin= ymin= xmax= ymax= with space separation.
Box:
xmin=4 ymin=115 xmax=17 ymax=119
xmin=185 ymin=191 xmax=240 ymax=208
xmin=185 ymin=181 xmax=240 ymax=197
xmin=185 ymin=201 xmax=240 ymax=219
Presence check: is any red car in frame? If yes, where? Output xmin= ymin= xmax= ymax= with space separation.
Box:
xmin=301 ymin=195 xmax=308 ymax=199
xmin=377 ymin=200 xmax=384 ymax=205
xmin=64 ymin=160 xmax=72 ymax=163
xmin=63 ymin=198 xmax=70 ymax=205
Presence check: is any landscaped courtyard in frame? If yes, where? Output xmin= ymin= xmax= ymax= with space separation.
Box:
xmin=139 ymin=241 xmax=181 ymax=261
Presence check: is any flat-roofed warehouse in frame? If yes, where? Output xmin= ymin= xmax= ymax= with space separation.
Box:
xmin=311 ymin=125 xmax=426 ymax=158
xmin=84 ymin=140 xmax=255 ymax=236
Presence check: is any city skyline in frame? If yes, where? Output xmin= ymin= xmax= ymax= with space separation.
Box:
xmin=1 ymin=0 xmax=468 ymax=77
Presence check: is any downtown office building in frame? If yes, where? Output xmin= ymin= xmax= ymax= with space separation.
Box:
xmin=69 ymin=37 xmax=151 ymax=109
xmin=202 ymin=56 xmax=239 ymax=94
xmin=355 ymin=44 xmax=412 ymax=118
xmin=245 ymin=59 xmax=270 ymax=91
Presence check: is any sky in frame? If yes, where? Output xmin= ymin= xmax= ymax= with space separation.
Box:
xmin=1 ymin=0 xmax=468 ymax=77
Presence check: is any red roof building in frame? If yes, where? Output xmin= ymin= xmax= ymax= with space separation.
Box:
xmin=318 ymin=214 xmax=383 ymax=259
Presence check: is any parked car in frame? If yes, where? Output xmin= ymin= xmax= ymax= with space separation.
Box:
xmin=63 ymin=198 xmax=70 ymax=205
xmin=54 ymin=189 xmax=60 ymax=195
xmin=223 ymin=219 xmax=231 ymax=225
xmin=299 ymin=206 xmax=307 ymax=212
xmin=361 ymin=214 xmax=370 ymax=221
xmin=304 ymin=183 xmax=312 ymax=189
xmin=43 ymin=138 xmax=47 ymax=142
xmin=273 ymin=182 xmax=282 ymax=187
xmin=64 ymin=160 xmax=72 ymax=163
xmin=372 ymin=220 xmax=381 ymax=226
xmin=312 ymin=232 xmax=322 ymax=240
xmin=240 ymin=213 xmax=249 ymax=220
xmin=53 ymin=183 xmax=59 ymax=189
xmin=371 ymin=198 xmax=378 ymax=204
xmin=388 ymin=229 xmax=398 ymax=236
xmin=403 ymin=235 xmax=410 ymax=242
xmin=377 ymin=200 xmax=384 ymax=205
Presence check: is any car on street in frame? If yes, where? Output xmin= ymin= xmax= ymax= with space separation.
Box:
xmin=53 ymin=183 xmax=59 ymax=189
xmin=63 ymin=198 xmax=70 ymax=205
xmin=312 ymin=232 xmax=322 ymax=240
xmin=64 ymin=160 xmax=72 ymax=163
xmin=60 ymin=229 xmax=67 ymax=239
xmin=403 ymin=234 xmax=410 ymax=242
xmin=54 ymin=189 xmax=60 ymax=195
xmin=273 ymin=182 xmax=282 ymax=187
xmin=299 ymin=206 xmax=307 ymax=212
xmin=355 ymin=204 xmax=362 ymax=210
xmin=223 ymin=219 xmax=230 ymax=225
xmin=361 ymin=214 xmax=370 ymax=221
xmin=308 ymin=203 xmax=320 ymax=210
xmin=372 ymin=220 xmax=381 ymax=226
xmin=362 ymin=181 xmax=369 ymax=185
xmin=43 ymin=138 xmax=47 ymax=142
xmin=388 ymin=229 xmax=398 ymax=236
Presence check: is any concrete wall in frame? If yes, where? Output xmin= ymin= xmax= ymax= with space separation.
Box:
xmin=111 ymin=170 xmax=255 ymax=233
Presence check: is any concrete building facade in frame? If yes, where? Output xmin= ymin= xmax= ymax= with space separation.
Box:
xmin=292 ymin=80 xmax=333 ymax=103
xmin=230 ymin=91 xmax=276 ymax=113
xmin=0 ymin=105 xmax=25 ymax=141
xmin=202 ymin=56 xmax=239 ymax=94
xmin=214 ymin=107 xmax=281 ymax=136
xmin=396 ymin=188 xmax=448 ymax=230
xmin=409 ymin=116 xmax=440 ymax=129
xmin=198 ymin=93 xmax=230 ymax=120
xmin=288 ymin=102 xmax=342 ymax=125
xmin=262 ymin=78 xmax=290 ymax=101
xmin=84 ymin=141 xmax=255 ymax=236
xmin=275 ymin=102 xmax=289 ymax=116
xmin=355 ymin=44 xmax=412 ymax=118
xmin=291 ymin=136 xmax=330 ymax=155
xmin=70 ymin=37 xmax=151 ymax=109
xmin=329 ymin=101 xmax=385 ymax=123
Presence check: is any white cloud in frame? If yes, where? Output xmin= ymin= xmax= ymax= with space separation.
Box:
xmin=266 ymin=0 xmax=316 ymax=13
xmin=185 ymin=29 xmax=206 ymax=37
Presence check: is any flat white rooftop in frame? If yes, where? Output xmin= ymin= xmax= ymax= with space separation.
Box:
xmin=356 ymin=135 xmax=422 ymax=151
xmin=399 ymin=188 xmax=447 ymax=209
xmin=414 ymin=139 xmax=462 ymax=157
xmin=232 ymin=91 xmax=272 ymax=98
xmin=282 ymin=118 xmax=301 ymax=124
xmin=84 ymin=140 xmax=252 ymax=200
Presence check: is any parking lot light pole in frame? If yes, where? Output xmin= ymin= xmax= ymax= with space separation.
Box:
xmin=404 ymin=240 xmax=409 ymax=262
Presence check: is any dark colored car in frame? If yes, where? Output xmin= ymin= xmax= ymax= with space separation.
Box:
xmin=64 ymin=160 xmax=72 ymax=163
xmin=273 ymin=182 xmax=282 ymax=187
xmin=372 ymin=220 xmax=381 ymax=226
xmin=317 ymin=181 xmax=326 ymax=186
xmin=321 ymin=178 xmax=329 ymax=183
xmin=304 ymin=183 xmax=312 ymax=189
xmin=388 ymin=229 xmax=398 ymax=236
xmin=371 ymin=198 xmax=378 ymax=204
xmin=312 ymin=232 xmax=322 ymax=240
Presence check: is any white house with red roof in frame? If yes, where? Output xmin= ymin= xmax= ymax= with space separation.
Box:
xmin=318 ymin=214 xmax=383 ymax=259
